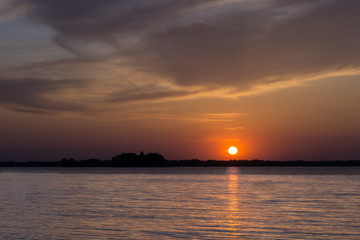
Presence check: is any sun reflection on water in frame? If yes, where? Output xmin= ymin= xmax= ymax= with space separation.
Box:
xmin=226 ymin=167 xmax=242 ymax=233
xmin=226 ymin=167 xmax=262 ymax=239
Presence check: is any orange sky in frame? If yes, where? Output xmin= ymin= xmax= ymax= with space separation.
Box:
xmin=0 ymin=0 xmax=360 ymax=161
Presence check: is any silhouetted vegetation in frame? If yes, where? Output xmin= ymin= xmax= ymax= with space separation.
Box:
xmin=111 ymin=152 xmax=168 ymax=167
xmin=61 ymin=158 xmax=105 ymax=167
xmin=0 ymin=152 xmax=360 ymax=167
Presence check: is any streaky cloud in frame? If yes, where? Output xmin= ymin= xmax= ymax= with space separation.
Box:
xmin=108 ymin=89 xmax=196 ymax=104
xmin=15 ymin=0 xmax=360 ymax=90
xmin=0 ymin=77 xmax=90 ymax=114
xmin=0 ymin=0 xmax=26 ymax=22
xmin=136 ymin=0 xmax=360 ymax=88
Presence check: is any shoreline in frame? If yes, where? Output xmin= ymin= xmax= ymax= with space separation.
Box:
xmin=1 ymin=159 xmax=360 ymax=168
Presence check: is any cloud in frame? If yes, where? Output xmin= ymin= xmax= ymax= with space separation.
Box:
xmin=0 ymin=52 xmax=208 ymax=115
xmin=108 ymin=89 xmax=195 ymax=104
xmin=18 ymin=0 xmax=216 ymax=51
xmin=0 ymin=75 xmax=200 ymax=114
xmin=0 ymin=0 xmax=26 ymax=22
xmin=152 ymin=113 xmax=244 ymax=123
xmin=137 ymin=0 xmax=360 ymax=88
xmin=203 ymin=113 xmax=246 ymax=119
xmin=225 ymin=127 xmax=245 ymax=131
xmin=0 ymin=77 xmax=89 ymax=114
xmin=16 ymin=0 xmax=360 ymax=90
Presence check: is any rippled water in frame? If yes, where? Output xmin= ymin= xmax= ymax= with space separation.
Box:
xmin=0 ymin=167 xmax=359 ymax=239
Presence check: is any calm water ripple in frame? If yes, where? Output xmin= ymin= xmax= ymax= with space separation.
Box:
xmin=0 ymin=167 xmax=359 ymax=239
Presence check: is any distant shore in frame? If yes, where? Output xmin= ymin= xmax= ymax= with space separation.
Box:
xmin=1 ymin=159 xmax=359 ymax=167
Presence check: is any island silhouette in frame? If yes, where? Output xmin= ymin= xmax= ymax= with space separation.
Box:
xmin=0 ymin=151 xmax=359 ymax=167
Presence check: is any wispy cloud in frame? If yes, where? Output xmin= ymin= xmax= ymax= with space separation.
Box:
xmin=154 ymin=112 xmax=246 ymax=123
xmin=224 ymin=126 xmax=245 ymax=131
xmin=136 ymin=0 xmax=360 ymax=88
xmin=203 ymin=113 xmax=247 ymax=118
xmin=0 ymin=77 xmax=90 ymax=114
xmin=0 ymin=0 xmax=26 ymax=22
xmin=3 ymin=0 xmax=360 ymax=114
xmin=18 ymin=1 xmax=360 ymax=83
xmin=108 ymin=89 xmax=196 ymax=104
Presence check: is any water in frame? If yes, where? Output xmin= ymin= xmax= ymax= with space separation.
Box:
xmin=0 ymin=167 xmax=359 ymax=239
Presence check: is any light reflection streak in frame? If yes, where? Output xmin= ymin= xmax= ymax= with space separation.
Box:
xmin=227 ymin=167 xmax=241 ymax=232
xmin=226 ymin=167 xmax=260 ymax=240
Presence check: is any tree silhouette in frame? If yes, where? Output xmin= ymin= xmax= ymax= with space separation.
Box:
xmin=111 ymin=152 xmax=167 ymax=167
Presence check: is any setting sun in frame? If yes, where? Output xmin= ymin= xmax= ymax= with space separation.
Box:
xmin=228 ymin=146 xmax=238 ymax=155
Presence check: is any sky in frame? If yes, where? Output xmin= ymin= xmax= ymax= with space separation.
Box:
xmin=0 ymin=0 xmax=360 ymax=161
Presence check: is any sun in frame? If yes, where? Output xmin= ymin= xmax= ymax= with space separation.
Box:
xmin=228 ymin=146 xmax=238 ymax=155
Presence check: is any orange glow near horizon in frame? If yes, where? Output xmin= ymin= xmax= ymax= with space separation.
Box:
xmin=205 ymin=137 xmax=251 ymax=160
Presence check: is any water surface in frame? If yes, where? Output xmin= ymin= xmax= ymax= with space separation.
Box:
xmin=1 ymin=167 xmax=359 ymax=239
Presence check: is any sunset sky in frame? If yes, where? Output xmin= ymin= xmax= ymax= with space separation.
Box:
xmin=1 ymin=0 xmax=360 ymax=161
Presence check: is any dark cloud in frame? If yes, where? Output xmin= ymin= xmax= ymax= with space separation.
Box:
xmin=0 ymin=77 xmax=89 ymax=114
xmin=19 ymin=0 xmax=216 ymax=48
xmin=137 ymin=0 xmax=360 ymax=87
xmin=0 ymin=73 xmax=197 ymax=114
xmin=0 ymin=0 xmax=26 ymax=21
xmin=14 ymin=0 xmax=360 ymax=90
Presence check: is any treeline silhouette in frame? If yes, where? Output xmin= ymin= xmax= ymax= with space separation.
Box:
xmin=1 ymin=152 xmax=360 ymax=167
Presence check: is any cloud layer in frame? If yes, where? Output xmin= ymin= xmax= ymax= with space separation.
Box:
xmin=3 ymin=0 xmax=360 ymax=113
xmin=137 ymin=0 xmax=360 ymax=87
xmin=0 ymin=77 xmax=88 ymax=114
